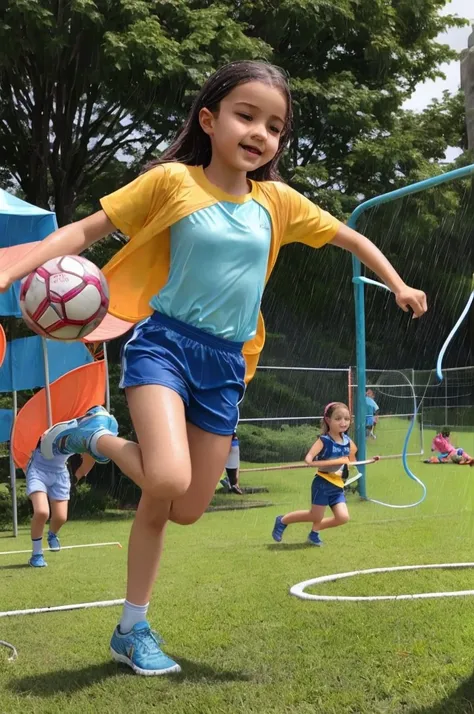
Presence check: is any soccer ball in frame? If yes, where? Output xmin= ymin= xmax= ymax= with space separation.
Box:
xmin=20 ymin=256 xmax=109 ymax=340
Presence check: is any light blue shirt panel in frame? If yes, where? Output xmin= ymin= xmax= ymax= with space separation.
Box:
xmin=151 ymin=200 xmax=272 ymax=342
xmin=365 ymin=397 xmax=379 ymax=416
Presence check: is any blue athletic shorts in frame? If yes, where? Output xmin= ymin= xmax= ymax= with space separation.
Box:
xmin=366 ymin=416 xmax=375 ymax=427
xmin=311 ymin=475 xmax=346 ymax=507
xmin=26 ymin=464 xmax=71 ymax=501
xmin=120 ymin=311 xmax=246 ymax=436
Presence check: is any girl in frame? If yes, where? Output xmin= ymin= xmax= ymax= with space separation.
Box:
xmin=272 ymin=402 xmax=357 ymax=546
xmin=0 ymin=60 xmax=427 ymax=675
xmin=429 ymin=427 xmax=474 ymax=465
xmin=26 ymin=419 xmax=99 ymax=568
xmin=220 ymin=432 xmax=243 ymax=494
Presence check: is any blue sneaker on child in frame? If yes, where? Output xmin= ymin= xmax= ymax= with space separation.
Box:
xmin=308 ymin=531 xmax=323 ymax=546
xmin=272 ymin=515 xmax=287 ymax=542
xmin=29 ymin=553 xmax=47 ymax=567
xmin=47 ymin=531 xmax=61 ymax=552
xmin=40 ymin=406 xmax=118 ymax=464
xmin=110 ymin=621 xmax=181 ymax=676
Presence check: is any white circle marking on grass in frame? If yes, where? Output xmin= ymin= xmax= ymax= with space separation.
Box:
xmin=290 ymin=563 xmax=474 ymax=602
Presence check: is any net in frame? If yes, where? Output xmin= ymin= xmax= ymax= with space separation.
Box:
xmin=352 ymin=368 xmax=423 ymax=458
xmin=239 ymin=366 xmax=351 ymax=464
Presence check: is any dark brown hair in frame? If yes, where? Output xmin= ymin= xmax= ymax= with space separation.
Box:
xmin=144 ymin=60 xmax=293 ymax=181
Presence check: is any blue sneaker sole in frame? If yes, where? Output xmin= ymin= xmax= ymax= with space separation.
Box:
xmin=110 ymin=646 xmax=182 ymax=676
xmin=40 ymin=419 xmax=78 ymax=459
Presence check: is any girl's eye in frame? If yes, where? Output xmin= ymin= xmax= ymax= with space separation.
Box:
xmin=238 ymin=113 xmax=252 ymax=121
xmin=270 ymin=125 xmax=281 ymax=134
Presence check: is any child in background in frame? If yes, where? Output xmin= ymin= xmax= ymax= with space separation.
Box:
xmin=429 ymin=427 xmax=474 ymax=465
xmin=220 ymin=432 xmax=243 ymax=494
xmin=26 ymin=408 xmax=111 ymax=567
xmin=272 ymin=402 xmax=357 ymax=546
xmin=365 ymin=389 xmax=379 ymax=439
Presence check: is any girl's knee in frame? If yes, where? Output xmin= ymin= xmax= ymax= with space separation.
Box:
xmin=169 ymin=504 xmax=205 ymax=526
xmin=143 ymin=462 xmax=191 ymax=500
xmin=337 ymin=512 xmax=350 ymax=525
xmin=33 ymin=508 xmax=49 ymax=523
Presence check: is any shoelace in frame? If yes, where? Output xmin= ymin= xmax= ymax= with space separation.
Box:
xmin=135 ymin=627 xmax=165 ymax=654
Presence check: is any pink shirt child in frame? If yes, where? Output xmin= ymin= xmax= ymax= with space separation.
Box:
xmin=431 ymin=434 xmax=455 ymax=454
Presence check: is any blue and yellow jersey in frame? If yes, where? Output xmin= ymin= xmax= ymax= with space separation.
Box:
xmin=315 ymin=433 xmax=351 ymax=488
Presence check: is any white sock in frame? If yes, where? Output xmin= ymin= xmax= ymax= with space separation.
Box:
xmin=32 ymin=537 xmax=43 ymax=555
xmin=119 ymin=600 xmax=149 ymax=634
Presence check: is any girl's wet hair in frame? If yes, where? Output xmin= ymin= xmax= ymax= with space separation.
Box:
xmin=144 ymin=60 xmax=293 ymax=181
xmin=441 ymin=426 xmax=451 ymax=438
xmin=321 ymin=402 xmax=350 ymax=435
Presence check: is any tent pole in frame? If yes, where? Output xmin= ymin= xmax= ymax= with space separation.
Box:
xmin=9 ymin=390 xmax=18 ymax=538
xmin=41 ymin=338 xmax=53 ymax=428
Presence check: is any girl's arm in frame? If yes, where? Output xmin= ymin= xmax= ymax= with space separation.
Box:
xmin=0 ymin=211 xmax=116 ymax=288
xmin=349 ymin=439 xmax=358 ymax=460
xmin=331 ymin=225 xmax=427 ymax=318
xmin=75 ymin=453 xmax=96 ymax=482
xmin=305 ymin=438 xmax=324 ymax=464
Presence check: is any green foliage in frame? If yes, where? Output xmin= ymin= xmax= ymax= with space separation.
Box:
xmin=0 ymin=482 xmax=31 ymax=530
xmin=238 ymin=423 xmax=317 ymax=462
xmin=0 ymin=0 xmax=468 ymax=224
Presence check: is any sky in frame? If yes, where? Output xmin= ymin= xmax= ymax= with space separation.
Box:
xmin=404 ymin=0 xmax=472 ymax=112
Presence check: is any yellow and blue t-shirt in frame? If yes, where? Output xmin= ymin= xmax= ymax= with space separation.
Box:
xmin=100 ymin=163 xmax=340 ymax=381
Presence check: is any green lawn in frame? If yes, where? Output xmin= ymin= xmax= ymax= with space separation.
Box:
xmin=1 ymin=448 xmax=474 ymax=713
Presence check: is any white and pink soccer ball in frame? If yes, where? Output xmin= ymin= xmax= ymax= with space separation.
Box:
xmin=20 ymin=256 xmax=109 ymax=340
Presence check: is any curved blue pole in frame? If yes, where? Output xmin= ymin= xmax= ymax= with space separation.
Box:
xmin=350 ymin=163 xmax=474 ymax=499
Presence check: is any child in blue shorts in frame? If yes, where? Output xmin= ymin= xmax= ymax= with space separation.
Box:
xmin=26 ymin=410 xmax=104 ymax=567
xmin=272 ymin=402 xmax=357 ymax=546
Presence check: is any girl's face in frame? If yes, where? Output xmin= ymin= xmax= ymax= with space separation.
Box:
xmin=199 ymin=81 xmax=287 ymax=173
xmin=327 ymin=407 xmax=351 ymax=434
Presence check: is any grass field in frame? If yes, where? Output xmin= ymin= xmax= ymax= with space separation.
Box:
xmin=1 ymin=423 xmax=474 ymax=713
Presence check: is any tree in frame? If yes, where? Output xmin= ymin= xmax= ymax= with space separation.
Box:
xmin=0 ymin=0 xmax=467 ymax=225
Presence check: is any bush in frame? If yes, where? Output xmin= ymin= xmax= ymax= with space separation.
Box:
xmin=238 ymin=423 xmax=318 ymax=463
xmin=0 ymin=482 xmax=31 ymax=530
xmin=69 ymin=482 xmax=117 ymax=519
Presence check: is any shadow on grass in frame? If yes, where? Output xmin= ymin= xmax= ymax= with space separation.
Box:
xmin=266 ymin=542 xmax=315 ymax=551
xmin=409 ymin=670 xmax=474 ymax=713
xmin=0 ymin=563 xmax=30 ymax=571
xmin=10 ymin=657 xmax=252 ymax=696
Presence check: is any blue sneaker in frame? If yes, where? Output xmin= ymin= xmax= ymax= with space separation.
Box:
xmin=110 ymin=621 xmax=181 ymax=676
xmin=308 ymin=531 xmax=323 ymax=546
xmin=29 ymin=553 xmax=47 ymax=567
xmin=272 ymin=515 xmax=287 ymax=542
xmin=47 ymin=531 xmax=61 ymax=552
xmin=41 ymin=407 xmax=118 ymax=464
xmin=220 ymin=478 xmax=230 ymax=491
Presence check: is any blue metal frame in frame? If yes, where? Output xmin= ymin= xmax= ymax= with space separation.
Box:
xmin=350 ymin=163 xmax=474 ymax=499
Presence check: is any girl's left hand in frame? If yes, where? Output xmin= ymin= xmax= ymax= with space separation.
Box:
xmin=394 ymin=286 xmax=427 ymax=318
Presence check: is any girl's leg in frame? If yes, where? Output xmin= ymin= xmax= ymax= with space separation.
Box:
xmin=97 ymin=385 xmax=192 ymax=500
xmin=49 ymin=499 xmax=68 ymax=534
xmin=312 ymin=502 xmax=350 ymax=532
xmin=281 ymin=505 xmax=325 ymax=526
xmin=169 ymin=423 xmax=232 ymax=525
xmin=116 ymin=386 xmax=190 ymax=608
xmin=29 ymin=492 xmax=49 ymax=564
xmin=30 ymin=492 xmax=49 ymax=540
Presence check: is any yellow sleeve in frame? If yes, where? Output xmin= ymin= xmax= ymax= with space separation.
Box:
xmin=100 ymin=164 xmax=173 ymax=238
xmin=280 ymin=184 xmax=341 ymax=248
